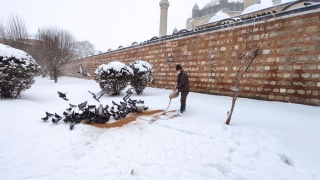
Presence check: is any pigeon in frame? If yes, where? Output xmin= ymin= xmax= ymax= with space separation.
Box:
xmin=112 ymin=101 xmax=119 ymax=106
xmin=57 ymin=91 xmax=68 ymax=101
xmin=69 ymin=103 xmax=77 ymax=108
xmin=55 ymin=113 xmax=61 ymax=119
xmin=78 ymin=64 xmax=90 ymax=76
xmin=103 ymin=105 xmax=109 ymax=111
xmin=126 ymin=88 xmax=133 ymax=94
xmin=123 ymin=93 xmax=131 ymax=102
xmin=41 ymin=116 xmax=49 ymax=121
xmin=119 ymin=111 xmax=126 ymax=118
xmin=137 ymin=99 xmax=144 ymax=104
xmin=63 ymin=111 xmax=69 ymax=116
xmin=70 ymin=122 xmax=75 ymax=130
xmin=78 ymin=100 xmax=88 ymax=110
xmin=63 ymin=116 xmax=70 ymax=123
xmin=87 ymin=105 xmax=96 ymax=109
xmin=52 ymin=118 xmax=60 ymax=124
xmin=46 ymin=111 xmax=54 ymax=117
xmin=66 ymin=107 xmax=72 ymax=111
xmin=119 ymin=103 xmax=127 ymax=111
xmin=96 ymin=104 xmax=104 ymax=116
xmin=88 ymin=89 xmax=106 ymax=103
xmin=128 ymin=98 xmax=137 ymax=104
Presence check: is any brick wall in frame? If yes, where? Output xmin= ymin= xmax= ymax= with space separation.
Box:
xmin=60 ymin=11 xmax=320 ymax=106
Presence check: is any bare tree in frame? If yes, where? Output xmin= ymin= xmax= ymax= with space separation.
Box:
xmin=36 ymin=27 xmax=76 ymax=83
xmin=0 ymin=13 xmax=29 ymax=51
xmin=74 ymin=40 xmax=96 ymax=58
xmin=225 ymin=21 xmax=268 ymax=125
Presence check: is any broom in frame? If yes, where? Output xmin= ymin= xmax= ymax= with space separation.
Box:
xmin=165 ymin=90 xmax=179 ymax=111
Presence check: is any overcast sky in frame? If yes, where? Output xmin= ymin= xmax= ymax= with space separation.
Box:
xmin=0 ymin=0 xmax=211 ymax=52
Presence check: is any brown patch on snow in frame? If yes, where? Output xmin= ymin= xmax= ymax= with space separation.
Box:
xmin=84 ymin=109 xmax=164 ymax=128
xmin=150 ymin=110 xmax=177 ymax=123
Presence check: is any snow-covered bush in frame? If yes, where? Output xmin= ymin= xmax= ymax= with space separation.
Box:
xmin=95 ymin=61 xmax=133 ymax=96
xmin=0 ymin=43 xmax=40 ymax=98
xmin=128 ymin=60 xmax=153 ymax=95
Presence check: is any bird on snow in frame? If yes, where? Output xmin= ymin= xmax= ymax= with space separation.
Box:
xmin=52 ymin=118 xmax=60 ymax=124
xmin=112 ymin=101 xmax=119 ymax=106
xmin=63 ymin=111 xmax=69 ymax=116
xmin=69 ymin=103 xmax=77 ymax=108
xmin=41 ymin=116 xmax=49 ymax=121
xmin=46 ymin=111 xmax=54 ymax=117
xmin=78 ymin=100 xmax=88 ymax=110
xmin=55 ymin=113 xmax=61 ymax=119
xmin=66 ymin=107 xmax=72 ymax=111
xmin=57 ymin=91 xmax=68 ymax=101
xmin=88 ymin=89 xmax=106 ymax=103
xmin=87 ymin=105 xmax=96 ymax=109
xmin=70 ymin=122 xmax=75 ymax=130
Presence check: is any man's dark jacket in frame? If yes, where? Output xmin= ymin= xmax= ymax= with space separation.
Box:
xmin=176 ymin=70 xmax=190 ymax=92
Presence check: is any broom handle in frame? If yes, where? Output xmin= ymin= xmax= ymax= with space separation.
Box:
xmin=165 ymin=98 xmax=172 ymax=112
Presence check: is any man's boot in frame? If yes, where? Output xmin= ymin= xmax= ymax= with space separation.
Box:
xmin=180 ymin=104 xmax=186 ymax=113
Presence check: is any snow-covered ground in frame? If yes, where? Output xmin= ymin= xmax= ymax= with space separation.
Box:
xmin=0 ymin=77 xmax=319 ymax=180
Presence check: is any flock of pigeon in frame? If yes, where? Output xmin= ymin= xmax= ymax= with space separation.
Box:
xmin=41 ymin=88 xmax=148 ymax=130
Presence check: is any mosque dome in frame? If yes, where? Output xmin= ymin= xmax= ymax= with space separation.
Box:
xmin=203 ymin=0 xmax=221 ymax=9
xmin=208 ymin=11 xmax=230 ymax=23
xmin=241 ymin=0 xmax=273 ymax=15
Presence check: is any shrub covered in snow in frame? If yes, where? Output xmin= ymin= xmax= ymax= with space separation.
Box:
xmin=129 ymin=60 xmax=153 ymax=95
xmin=94 ymin=61 xmax=133 ymax=96
xmin=0 ymin=43 xmax=40 ymax=98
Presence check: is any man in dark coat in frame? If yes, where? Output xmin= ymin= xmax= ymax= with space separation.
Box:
xmin=173 ymin=64 xmax=190 ymax=113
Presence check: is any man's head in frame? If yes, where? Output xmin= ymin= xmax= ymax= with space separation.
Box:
xmin=176 ymin=64 xmax=182 ymax=70
xmin=176 ymin=64 xmax=182 ymax=75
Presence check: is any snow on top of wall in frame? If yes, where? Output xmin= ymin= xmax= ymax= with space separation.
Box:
xmin=131 ymin=60 xmax=152 ymax=73
xmin=95 ymin=61 xmax=133 ymax=76
xmin=209 ymin=11 xmax=231 ymax=23
xmin=0 ymin=43 xmax=39 ymax=69
xmin=281 ymin=0 xmax=297 ymax=4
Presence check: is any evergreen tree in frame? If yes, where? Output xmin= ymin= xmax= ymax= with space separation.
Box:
xmin=94 ymin=61 xmax=133 ymax=96
xmin=129 ymin=60 xmax=153 ymax=95
xmin=0 ymin=44 xmax=40 ymax=98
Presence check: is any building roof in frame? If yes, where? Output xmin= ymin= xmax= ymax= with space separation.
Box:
xmin=208 ymin=11 xmax=231 ymax=22
xmin=203 ymin=0 xmax=244 ymax=9
xmin=241 ymin=0 xmax=273 ymax=15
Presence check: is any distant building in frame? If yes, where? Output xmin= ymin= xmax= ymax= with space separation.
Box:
xmin=186 ymin=0 xmax=283 ymax=29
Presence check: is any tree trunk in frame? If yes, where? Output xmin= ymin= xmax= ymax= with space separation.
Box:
xmin=53 ymin=68 xmax=58 ymax=83
xmin=225 ymin=92 xmax=239 ymax=125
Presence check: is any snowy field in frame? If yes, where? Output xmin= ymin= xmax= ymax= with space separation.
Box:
xmin=0 ymin=77 xmax=319 ymax=180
